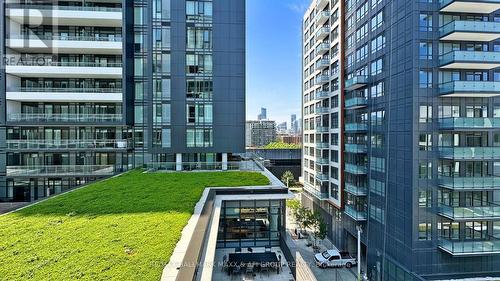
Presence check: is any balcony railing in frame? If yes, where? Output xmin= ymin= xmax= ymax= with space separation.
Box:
xmin=344 ymin=143 xmax=367 ymax=154
xmin=345 ymin=123 xmax=367 ymax=132
xmin=7 ymin=165 xmax=115 ymax=177
xmin=8 ymin=34 xmax=123 ymax=42
xmin=315 ymin=10 xmax=330 ymax=25
xmin=345 ymin=97 xmax=367 ymax=108
xmin=12 ymin=87 xmax=122 ymax=93
xmin=315 ymin=173 xmax=329 ymax=181
xmin=438 ymin=203 xmax=500 ymax=220
xmin=345 ymin=76 xmax=368 ymax=91
xmin=439 ymin=117 xmax=500 ymax=129
xmin=438 ymin=81 xmax=500 ymax=96
xmin=6 ymin=4 xmax=122 ymax=12
xmin=6 ymin=139 xmax=129 ymax=150
xmin=345 ymin=164 xmax=367 ymax=175
xmin=315 ymin=157 xmax=329 ymax=165
xmin=303 ymin=182 xmax=329 ymax=200
xmin=440 ymin=20 xmax=500 ymax=40
xmin=315 ymin=43 xmax=330 ymax=56
xmin=345 ymin=183 xmax=367 ymax=196
xmin=345 ymin=205 xmax=367 ymax=221
xmin=7 ymin=61 xmax=122 ymax=68
xmin=315 ymin=91 xmax=330 ymax=100
xmin=315 ymin=75 xmax=330 ymax=85
xmin=316 ymin=27 xmax=330 ymax=40
xmin=439 ymin=51 xmax=500 ymax=69
xmin=145 ymin=161 xmax=263 ymax=172
xmin=315 ymin=142 xmax=329 ymax=149
xmin=315 ymin=59 xmax=330 ymax=71
xmin=439 ymin=147 xmax=500 ymax=160
xmin=7 ymin=113 xmax=122 ymax=123
xmin=315 ymin=126 xmax=329 ymax=132
xmin=315 ymin=107 xmax=329 ymax=114
xmin=439 ymin=238 xmax=500 ymax=256
xmin=439 ymin=176 xmax=500 ymax=190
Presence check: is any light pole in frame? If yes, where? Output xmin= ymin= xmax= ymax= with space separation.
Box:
xmin=356 ymin=225 xmax=362 ymax=281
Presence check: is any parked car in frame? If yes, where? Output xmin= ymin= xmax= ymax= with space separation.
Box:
xmin=314 ymin=249 xmax=357 ymax=268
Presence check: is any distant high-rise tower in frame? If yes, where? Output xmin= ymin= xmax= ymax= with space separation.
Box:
xmin=257 ymin=107 xmax=267 ymax=120
xmin=291 ymin=114 xmax=298 ymax=134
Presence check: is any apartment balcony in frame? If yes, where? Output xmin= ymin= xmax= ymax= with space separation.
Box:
xmin=345 ymin=123 xmax=367 ymax=132
xmin=6 ymin=139 xmax=129 ymax=151
xmin=438 ymin=203 xmax=500 ymax=220
xmin=439 ymin=117 xmax=500 ymax=129
xmin=345 ymin=205 xmax=367 ymax=221
xmin=440 ymin=51 xmax=500 ymax=69
xmin=316 ymin=27 xmax=330 ymax=40
xmin=315 ymin=126 xmax=329 ymax=133
xmin=438 ymin=81 xmax=500 ymax=97
xmin=315 ymin=142 xmax=329 ymax=149
xmin=440 ymin=0 xmax=500 ymax=14
xmin=6 ymin=35 xmax=122 ymax=55
xmin=7 ymin=5 xmax=122 ymax=27
xmin=315 ymin=59 xmax=330 ymax=71
xmin=6 ymin=165 xmax=116 ymax=178
xmin=304 ymin=182 xmax=329 ymax=200
xmin=316 ymin=0 xmax=329 ymax=11
xmin=6 ymin=87 xmax=122 ymax=102
xmin=6 ymin=62 xmax=122 ymax=79
xmin=345 ymin=76 xmax=368 ymax=91
xmin=315 ymin=106 xmax=330 ymax=115
xmin=315 ymin=173 xmax=329 ymax=182
xmin=439 ymin=238 xmax=500 ymax=256
xmin=315 ymin=91 xmax=330 ymax=100
xmin=344 ymin=143 xmax=367 ymax=154
xmin=440 ymin=20 xmax=500 ymax=41
xmin=345 ymin=183 xmax=367 ymax=196
xmin=439 ymin=147 xmax=500 ymax=160
xmin=315 ymin=75 xmax=330 ymax=85
xmin=315 ymin=43 xmax=330 ymax=56
xmin=316 ymin=10 xmax=330 ymax=25
xmin=315 ymin=157 xmax=329 ymax=165
xmin=439 ymin=176 xmax=500 ymax=190
xmin=7 ymin=113 xmax=122 ymax=124
xmin=345 ymin=164 xmax=367 ymax=175
xmin=345 ymin=97 xmax=367 ymax=109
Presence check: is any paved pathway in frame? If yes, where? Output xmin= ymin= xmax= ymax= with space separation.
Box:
xmin=0 ymin=202 xmax=30 ymax=215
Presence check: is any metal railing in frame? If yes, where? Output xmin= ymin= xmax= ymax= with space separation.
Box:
xmin=438 ymin=203 xmax=500 ymax=220
xmin=440 ymin=20 xmax=500 ymax=37
xmin=439 ymin=117 xmax=500 ymax=129
xmin=8 ymin=61 xmax=122 ymax=67
xmin=6 ymin=139 xmax=129 ymax=150
xmin=7 ymin=4 xmax=122 ymax=12
xmin=345 ymin=205 xmax=367 ymax=221
xmin=439 ymin=237 xmax=500 ymax=255
xmin=439 ymin=147 xmax=500 ymax=160
xmin=7 ymin=113 xmax=122 ymax=123
xmin=8 ymin=34 xmax=123 ymax=42
xmin=7 ymin=165 xmax=115 ymax=177
xmin=438 ymin=176 xmax=500 ymax=190
xmin=144 ymin=160 xmax=264 ymax=172
xmin=12 ymin=87 xmax=122 ymax=93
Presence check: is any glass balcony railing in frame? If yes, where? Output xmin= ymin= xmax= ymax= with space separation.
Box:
xmin=315 ymin=142 xmax=329 ymax=149
xmin=438 ymin=203 xmax=500 ymax=220
xmin=316 ymin=27 xmax=330 ymax=39
xmin=6 ymin=4 xmax=122 ymax=12
xmin=315 ymin=91 xmax=330 ymax=99
xmin=8 ymin=34 xmax=123 ymax=42
xmin=6 ymin=165 xmax=115 ymax=177
xmin=440 ymin=51 xmax=500 ymax=68
xmin=344 ymin=143 xmax=367 ymax=153
xmin=345 ymin=76 xmax=368 ymax=91
xmin=439 ymin=147 xmax=500 ymax=160
xmin=345 ymin=123 xmax=367 ymax=132
xmin=7 ymin=113 xmax=122 ymax=123
xmin=315 ymin=10 xmax=330 ymax=25
xmin=7 ymin=61 xmax=122 ymax=68
xmin=315 ymin=75 xmax=330 ymax=84
xmin=439 ymin=117 xmax=500 ymax=129
xmin=439 ymin=238 xmax=500 ymax=256
xmin=345 ymin=164 xmax=367 ymax=175
xmin=315 ymin=59 xmax=330 ymax=70
xmin=315 ymin=107 xmax=329 ymax=114
xmin=438 ymin=176 xmax=500 ymax=190
xmin=315 ymin=43 xmax=330 ymax=55
xmin=6 ymin=139 xmax=129 ymax=150
xmin=12 ymin=87 xmax=122 ymax=93
xmin=345 ymin=97 xmax=367 ymax=108
xmin=315 ymin=157 xmax=329 ymax=165
xmin=303 ymin=183 xmax=329 ymax=200
xmin=145 ymin=161 xmax=264 ymax=172
xmin=345 ymin=183 xmax=367 ymax=196
xmin=440 ymin=20 xmax=500 ymax=38
xmin=315 ymin=126 xmax=329 ymax=132
xmin=345 ymin=205 xmax=367 ymax=221
xmin=315 ymin=173 xmax=329 ymax=181
xmin=438 ymin=81 xmax=500 ymax=95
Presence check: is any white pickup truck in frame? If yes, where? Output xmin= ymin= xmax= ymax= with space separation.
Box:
xmin=314 ymin=249 xmax=357 ymax=268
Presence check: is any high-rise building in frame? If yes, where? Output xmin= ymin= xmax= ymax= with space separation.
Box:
xmin=0 ymin=0 xmax=245 ymax=202
xmin=302 ymin=0 xmax=500 ymax=280
xmin=291 ymin=114 xmax=298 ymax=134
xmin=246 ymin=120 xmax=276 ymax=148
xmin=277 ymin=121 xmax=288 ymax=133
xmin=257 ymin=107 xmax=267 ymax=120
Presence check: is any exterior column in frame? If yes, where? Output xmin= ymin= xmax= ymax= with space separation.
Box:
xmin=222 ymin=153 xmax=228 ymax=171
xmin=176 ymin=153 xmax=182 ymax=171
xmin=7 ymin=185 xmax=13 ymax=199
xmin=30 ymin=185 xmax=35 ymax=202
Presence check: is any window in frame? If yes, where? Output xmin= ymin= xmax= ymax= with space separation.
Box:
xmin=418 ymin=223 xmax=432 ymax=240
xmin=419 ymin=134 xmax=432 ymax=151
xmin=419 ymin=105 xmax=433 ymax=123
xmin=419 ymin=13 xmax=433 ymax=32
xmin=371 ymin=11 xmax=383 ymax=31
xmin=371 ymin=58 xmax=383 ymax=76
xmin=419 ymin=42 xmax=432 ymax=60
xmin=370 ymin=179 xmax=385 ymax=196
xmin=371 ymin=35 xmax=386 ymax=53
xmin=330 ymin=183 xmax=339 ymax=200
xmin=370 ymin=157 xmax=385 ymax=172
xmin=370 ymin=81 xmax=384 ymax=97
xmin=371 ymin=134 xmax=384 ymax=148
xmin=418 ymin=190 xmax=432 ymax=207
xmin=419 ymin=162 xmax=432 ymax=179
xmin=419 ymin=70 xmax=432 ymax=88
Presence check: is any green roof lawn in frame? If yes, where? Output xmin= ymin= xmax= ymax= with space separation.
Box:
xmin=0 ymin=170 xmax=269 ymax=281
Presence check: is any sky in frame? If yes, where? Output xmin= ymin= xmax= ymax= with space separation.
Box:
xmin=246 ymin=0 xmax=309 ymax=124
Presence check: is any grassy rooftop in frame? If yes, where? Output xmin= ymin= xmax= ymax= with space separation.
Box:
xmin=0 ymin=170 xmax=269 ymax=281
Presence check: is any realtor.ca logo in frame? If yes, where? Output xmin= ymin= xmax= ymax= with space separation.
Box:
xmin=2 ymin=0 xmax=58 ymax=69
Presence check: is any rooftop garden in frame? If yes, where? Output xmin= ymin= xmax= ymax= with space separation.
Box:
xmin=0 ymin=170 xmax=269 ymax=280
xmin=262 ymin=141 xmax=301 ymax=149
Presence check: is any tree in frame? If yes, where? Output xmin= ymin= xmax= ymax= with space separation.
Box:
xmin=281 ymin=170 xmax=295 ymax=188
xmin=310 ymin=211 xmax=327 ymax=249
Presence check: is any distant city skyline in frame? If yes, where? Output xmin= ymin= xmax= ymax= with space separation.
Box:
xmin=246 ymin=0 xmax=307 ymax=124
